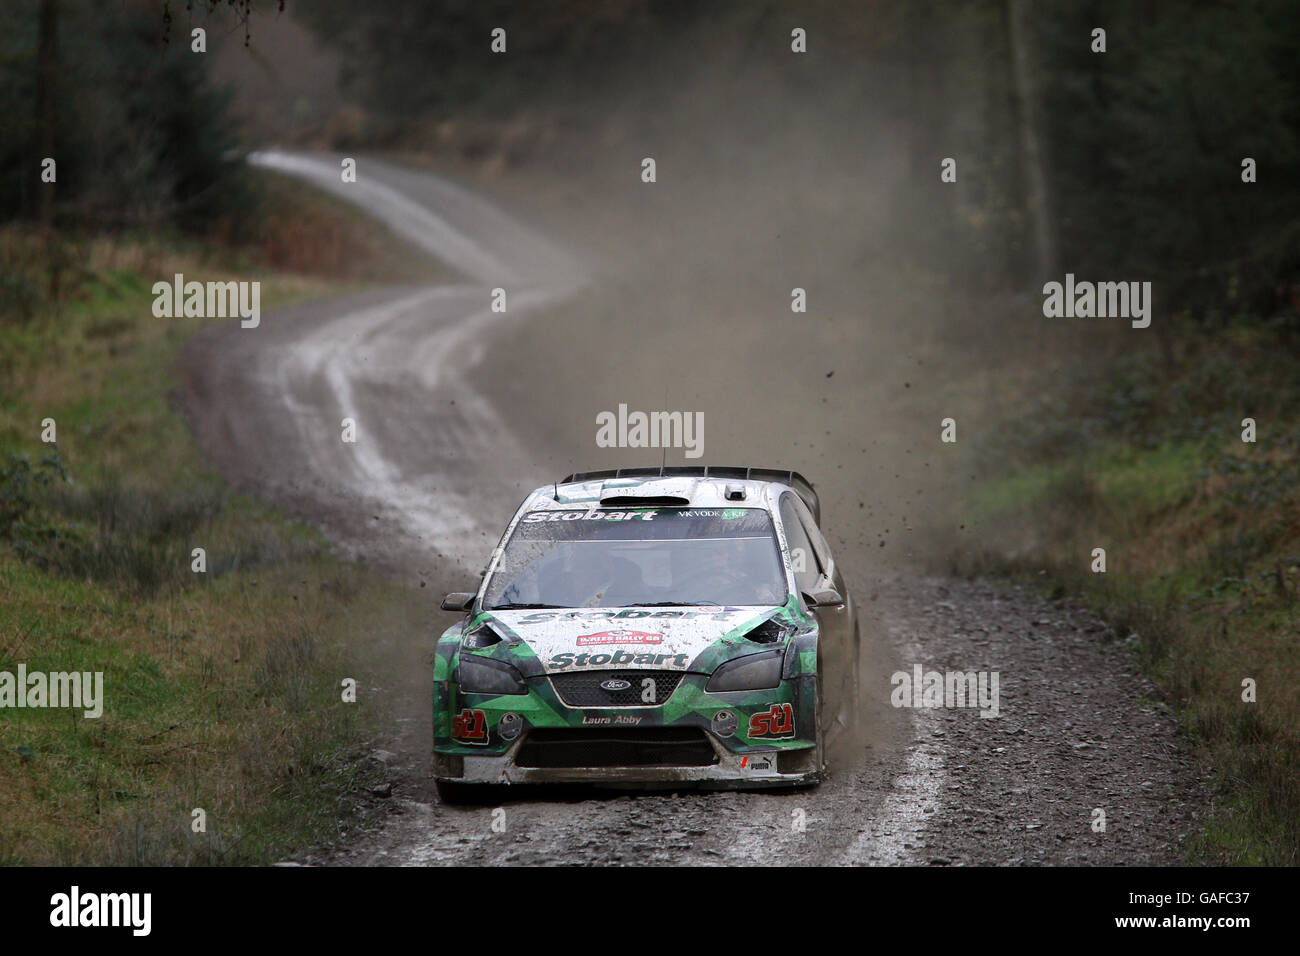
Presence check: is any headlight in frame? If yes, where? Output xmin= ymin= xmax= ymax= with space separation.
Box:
xmin=706 ymin=650 xmax=783 ymax=692
xmin=457 ymin=654 xmax=526 ymax=695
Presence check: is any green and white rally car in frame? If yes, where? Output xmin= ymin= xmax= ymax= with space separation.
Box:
xmin=432 ymin=466 xmax=860 ymax=799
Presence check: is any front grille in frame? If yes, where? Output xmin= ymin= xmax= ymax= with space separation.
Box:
xmin=549 ymin=670 xmax=685 ymax=707
xmin=516 ymin=727 xmax=718 ymax=768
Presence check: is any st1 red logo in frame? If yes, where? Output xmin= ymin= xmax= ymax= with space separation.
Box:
xmin=452 ymin=708 xmax=488 ymax=744
xmin=748 ymin=703 xmax=794 ymax=738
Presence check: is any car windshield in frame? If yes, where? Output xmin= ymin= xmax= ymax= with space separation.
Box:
xmin=483 ymin=507 xmax=788 ymax=609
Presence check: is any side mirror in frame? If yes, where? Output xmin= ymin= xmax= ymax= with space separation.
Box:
xmin=801 ymin=587 xmax=844 ymax=608
xmin=440 ymin=592 xmax=476 ymax=612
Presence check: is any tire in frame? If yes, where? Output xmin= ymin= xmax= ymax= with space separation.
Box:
xmin=822 ymin=626 xmax=858 ymax=746
xmin=841 ymin=622 xmax=861 ymax=735
xmin=814 ymin=647 xmax=827 ymax=776
xmin=435 ymin=779 xmax=494 ymax=805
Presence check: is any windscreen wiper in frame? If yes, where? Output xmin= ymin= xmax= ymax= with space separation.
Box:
xmin=620 ymin=600 xmax=723 ymax=607
xmin=488 ymin=602 xmax=569 ymax=610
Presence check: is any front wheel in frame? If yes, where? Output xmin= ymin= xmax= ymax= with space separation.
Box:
xmin=841 ymin=622 xmax=861 ymax=735
xmin=435 ymin=779 xmax=494 ymax=805
xmin=814 ymin=648 xmax=827 ymax=776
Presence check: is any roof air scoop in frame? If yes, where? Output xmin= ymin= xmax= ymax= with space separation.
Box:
xmin=598 ymin=478 xmax=696 ymax=508
xmin=599 ymin=494 xmax=691 ymax=507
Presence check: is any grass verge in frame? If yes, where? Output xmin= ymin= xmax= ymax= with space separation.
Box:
xmin=0 ymin=171 xmax=434 ymax=864
xmin=951 ymin=329 xmax=1300 ymax=865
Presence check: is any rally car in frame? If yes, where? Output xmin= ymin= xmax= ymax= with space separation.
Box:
xmin=432 ymin=466 xmax=860 ymax=799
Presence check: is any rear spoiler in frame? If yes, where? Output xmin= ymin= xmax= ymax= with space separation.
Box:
xmin=562 ymin=466 xmax=821 ymax=525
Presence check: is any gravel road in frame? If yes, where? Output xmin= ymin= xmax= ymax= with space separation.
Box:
xmin=177 ymin=152 xmax=1203 ymax=865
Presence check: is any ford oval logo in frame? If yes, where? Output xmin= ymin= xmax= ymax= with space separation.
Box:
xmin=600 ymin=679 xmax=632 ymax=692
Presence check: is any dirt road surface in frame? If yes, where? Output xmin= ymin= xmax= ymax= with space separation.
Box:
xmin=178 ymin=152 xmax=1203 ymax=865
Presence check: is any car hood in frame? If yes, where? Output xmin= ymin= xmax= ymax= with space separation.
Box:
xmin=485 ymin=605 xmax=783 ymax=675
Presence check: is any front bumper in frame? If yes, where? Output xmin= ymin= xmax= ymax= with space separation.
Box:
xmin=432 ymin=666 xmax=822 ymax=789
xmin=433 ymin=730 xmax=820 ymax=788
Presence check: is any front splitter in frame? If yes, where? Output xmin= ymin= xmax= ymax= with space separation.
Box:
xmin=438 ymin=735 xmax=821 ymax=789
